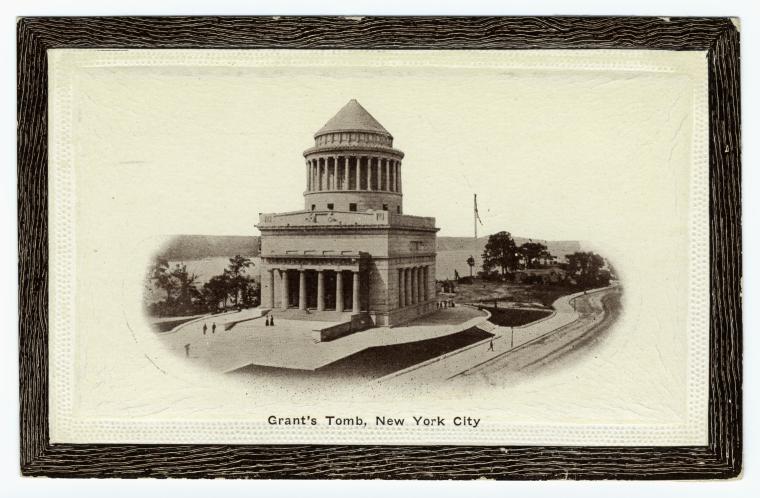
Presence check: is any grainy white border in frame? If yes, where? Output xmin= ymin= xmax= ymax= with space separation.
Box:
xmin=47 ymin=49 xmax=709 ymax=446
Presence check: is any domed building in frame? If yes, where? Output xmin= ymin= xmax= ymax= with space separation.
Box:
xmin=256 ymin=99 xmax=438 ymax=329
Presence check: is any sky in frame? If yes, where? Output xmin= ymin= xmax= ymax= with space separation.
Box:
xmin=68 ymin=49 xmax=698 ymax=249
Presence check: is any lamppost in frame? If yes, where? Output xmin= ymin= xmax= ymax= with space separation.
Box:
xmin=466 ymin=255 xmax=475 ymax=279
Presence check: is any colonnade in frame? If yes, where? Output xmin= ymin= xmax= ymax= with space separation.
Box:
xmin=398 ymin=265 xmax=432 ymax=308
xmin=265 ymin=268 xmax=360 ymax=313
xmin=306 ymin=156 xmax=401 ymax=193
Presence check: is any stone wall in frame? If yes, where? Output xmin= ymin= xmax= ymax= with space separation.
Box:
xmin=303 ymin=191 xmax=402 ymax=213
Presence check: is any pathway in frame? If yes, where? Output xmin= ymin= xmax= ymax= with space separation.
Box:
xmin=376 ymin=286 xmax=616 ymax=385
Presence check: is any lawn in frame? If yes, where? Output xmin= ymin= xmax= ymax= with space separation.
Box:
xmin=478 ymin=306 xmax=552 ymax=327
xmin=450 ymin=278 xmax=577 ymax=308
xmin=149 ymin=316 xmax=202 ymax=333
xmin=231 ymin=327 xmax=493 ymax=382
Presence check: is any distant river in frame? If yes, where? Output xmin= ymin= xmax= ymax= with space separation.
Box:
xmin=170 ymin=252 xmax=481 ymax=286
xmin=169 ymin=257 xmax=262 ymax=283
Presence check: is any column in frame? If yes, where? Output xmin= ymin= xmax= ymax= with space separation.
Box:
xmin=280 ymin=269 xmax=289 ymax=310
xmin=410 ymin=267 xmax=416 ymax=304
xmin=352 ymin=271 xmax=360 ymax=313
xmin=331 ymin=156 xmax=337 ymax=190
xmin=404 ymin=268 xmax=412 ymax=306
xmin=356 ymin=157 xmax=362 ymax=190
xmin=367 ymin=157 xmax=373 ymax=190
xmin=342 ymin=157 xmax=349 ymax=190
xmin=335 ymin=270 xmax=344 ymax=312
xmin=323 ymin=157 xmax=328 ymax=190
xmin=325 ymin=157 xmax=330 ymax=190
xmin=398 ymin=268 xmax=405 ymax=308
xmin=391 ymin=161 xmax=398 ymax=192
xmin=397 ymin=162 xmax=402 ymax=193
xmin=266 ymin=268 xmax=275 ymax=308
xmin=336 ymin=157 xmax=341 ymax=190
xmin=389 ymin=160 xmax=395 ymax=192
xmin=306 ymin=162 xmax=310 ymax=191
xmin=384 ymin=159 xmax=390 ymax=191
xmin=299 ymin=270 xmax=306 ymax=310
xmin=418 ymin=267 xmax=424 ymax=302
xmin=332 ymin=158 xmax=336 ymax=190
xmin=311 ymin=161 xmax=316 ymax=191
xmin=390 ymin=160 xmax=396 ymax=192
xmin=423 ymin=266 xmax=429 ymax=300
xmin=336 ymin=156 xmax=342 ymax=190
xmin=373 ymin=159 xmax=377 ymax=191
xmin=317 ymin=270 xmax=325 ymax=311
xmin=412 ymin=267 xmax=418 ymax=304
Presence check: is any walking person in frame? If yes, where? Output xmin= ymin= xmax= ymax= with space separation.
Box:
xmin=212 ymin=322 xmax=216 ymax=334
xmin=265 ymin=315 xmax=270 ymax=326
xmin=270 ymin=315 xmax=275 ymax=326
xmin=202 ymin=323 xmax=207 ymax=335
xmin=488 ymin=338 xmax=494 ymax=352
xmin=184 ymin=343 xmax=191 ymax=358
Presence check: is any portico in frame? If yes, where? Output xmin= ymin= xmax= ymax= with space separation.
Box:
xmin=262 ymin=262 xmax=363 ymax=314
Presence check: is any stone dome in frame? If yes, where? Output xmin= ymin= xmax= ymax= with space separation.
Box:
xmin=314 ymin=99 xmax=392 ymax=139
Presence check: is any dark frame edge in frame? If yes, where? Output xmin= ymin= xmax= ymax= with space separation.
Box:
xmin=705 ymin=17 xmax=742 ymax=480
xmin=17 ymin=16 xmax=741 ymax=479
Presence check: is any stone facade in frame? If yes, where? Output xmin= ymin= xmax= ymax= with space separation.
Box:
xmin=256 ymin=100 xmax=438 ymax=327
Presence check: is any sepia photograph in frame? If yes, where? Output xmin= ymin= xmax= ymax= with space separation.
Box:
xmin=144 ymin=97 xmax=621 ymax=387
xmin=13 ymin=12 xmax=745 ymax=484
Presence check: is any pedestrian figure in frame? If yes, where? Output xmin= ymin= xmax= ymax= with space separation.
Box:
xmin=270 ymin=316 xmax=275 ymax=326
xmin=488 ymin=338 xmax=494 ymax=352
xmin=212 ymin=322 xmax=216 ymax=334
xmin=184 ymin=343 xmax=191 ymax=357
xmin=265 ymin=315 xmax=270 ymax=326
xmin=202 ymin=323 xmax=207 ymax=335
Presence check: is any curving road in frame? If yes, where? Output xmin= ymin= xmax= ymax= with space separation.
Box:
xmin=452 ymin=286 xmax=622 ymax=384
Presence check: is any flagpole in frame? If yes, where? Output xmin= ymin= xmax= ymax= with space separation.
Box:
xmin=474 ymin=194 xmax=477 ymax=240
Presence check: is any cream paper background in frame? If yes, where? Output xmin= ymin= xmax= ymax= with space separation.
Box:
xmin=48 ymin=49 xmax=708 ymax=445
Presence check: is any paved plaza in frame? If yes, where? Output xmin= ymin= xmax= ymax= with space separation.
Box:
xmin=158 ymin=305 xmax=488 ymax=372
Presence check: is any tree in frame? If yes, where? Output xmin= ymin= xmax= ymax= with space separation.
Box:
xmin=466 ymin=255 xmax=475 ymax=278
xmin=565 ymin=251 xmax=606 ymax=289
xmin=240 ymin=277 xmax=261 ymax=308
xmin=145 ymin=259 xmax=200 ymax=315
xmin=224 ymin=255 xmax=254 ymax=306
xmin=482 ymin=231 xmax=518 ymax=278
xmin=148 ymin=258 xmax=175 ymax=306
xmin=169 ymin=263 xmax=200 ymax=313
xmin=203 ymin=273 xmax=232 ymax=311
xmin=518 ymin=241 xmax=548 ymax=269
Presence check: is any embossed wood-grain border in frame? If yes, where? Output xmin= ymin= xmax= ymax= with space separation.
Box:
xmin=17 ymin=16 xmax=741 ymax=479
